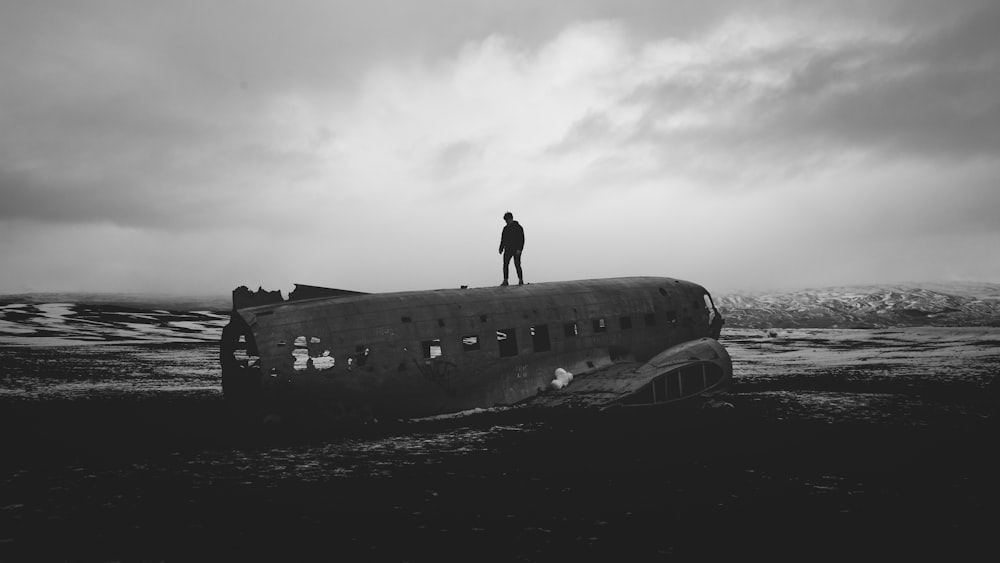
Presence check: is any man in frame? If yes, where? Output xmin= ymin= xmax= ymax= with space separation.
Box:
xmin=498 ymin=211 xmax=525 ymax=286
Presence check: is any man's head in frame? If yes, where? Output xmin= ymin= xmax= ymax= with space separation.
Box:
xmin=503 ymin=211 xmax=513 ymax=223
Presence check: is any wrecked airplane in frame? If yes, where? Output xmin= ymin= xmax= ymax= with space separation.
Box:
xmin=220 ymin=277 xmax=731 ymax=421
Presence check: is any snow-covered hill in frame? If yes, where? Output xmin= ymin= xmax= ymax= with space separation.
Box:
xmin=716 ymin=282 xmax=1000 ymax=328
xmin=0 ymin=302 xmax=228 ymax=345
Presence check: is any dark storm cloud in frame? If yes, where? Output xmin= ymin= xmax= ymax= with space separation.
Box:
xmin=10 ymin=0 xmax=995 ymax=230
xmin=0 ymin=0 xmax=638 ymax=229
xmin=768 ymin=4 xmax=1000 ymax=160
xmin=616 ymin=1 xmax=1000 ymax=164
xmin=0 ymin=169 xmax=139 ymax=225
xmin=0 ymin=165 xmax=236 ymax=230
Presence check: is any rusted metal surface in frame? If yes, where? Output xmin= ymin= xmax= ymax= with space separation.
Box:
xmin=220 ymin=277 xmax=731 ymax=421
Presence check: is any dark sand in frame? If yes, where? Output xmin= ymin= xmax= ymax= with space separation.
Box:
xmin=2 ymin=328 xmax=999 ymax=561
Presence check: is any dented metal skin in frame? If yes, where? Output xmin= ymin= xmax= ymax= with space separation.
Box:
xmin=220 ymin=277 xmax=731 ymax=421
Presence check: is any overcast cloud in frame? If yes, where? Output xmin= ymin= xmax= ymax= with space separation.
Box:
xmin=2 ymin=0 xmax=998 ymax=295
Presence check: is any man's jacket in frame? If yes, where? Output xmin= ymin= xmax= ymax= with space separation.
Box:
xmin=499 ymin=221 xmax=525 ymax=253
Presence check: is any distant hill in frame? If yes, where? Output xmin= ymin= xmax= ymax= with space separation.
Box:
xmin=716 ymin=282 xmax=1000 ymax=329
xmin=0 ymin=292 xmax=231 ymax=313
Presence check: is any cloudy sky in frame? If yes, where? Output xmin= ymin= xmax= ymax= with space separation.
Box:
xmin=2 ymin=0 xmax=998 ymax=296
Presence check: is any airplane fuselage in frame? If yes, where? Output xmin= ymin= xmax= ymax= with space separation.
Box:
xmin=220 ymin=277 xmax=726 ymax=420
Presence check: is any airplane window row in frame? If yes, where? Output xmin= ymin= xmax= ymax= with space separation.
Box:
xmin=418 ymin=312 xmax=663 ymax=360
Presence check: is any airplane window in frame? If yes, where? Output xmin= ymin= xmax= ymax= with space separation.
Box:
xmin=666 ymin=311 xmax=677 ymax=324
xmin=644 ymin=313 xmax=657 ymax=327
xmin=355 ymin=345 xmax=371 ymax=366
xmin=497 ymin=329 xmax=518 ymax=357
xmin=531 ymin=325 xmax=551 ymax=352
xmin=564 ymin=322 xmax=579 ymax=337
xmin=620 ymin=316 xmax=633 ymax=329
xmin=421 ymin=339 xmax=442 ymax=359
xmin=666 ymin=371 xmax=680 ymax=397
xmin=462 ymin=335 xmax=480 ymax=352
xmin=681 ymin=367 xmax=706 ymax=394
xmin=592 ymin=318 xmax=607 ymax=333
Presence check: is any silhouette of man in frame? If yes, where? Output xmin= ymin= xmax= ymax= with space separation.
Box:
xmin=498 ymin=211 xmax=525 ymax=286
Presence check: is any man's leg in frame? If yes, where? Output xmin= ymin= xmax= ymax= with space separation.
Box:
xmin=502 ymin=252 xmax=512 ymax=285
xmin=513 ymin=253 xmax=523 ymax=283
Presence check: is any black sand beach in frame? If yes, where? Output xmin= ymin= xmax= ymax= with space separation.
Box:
xmin=3 ymin=323 xmax=999 ymax=561
xmin=4 ymin=399 xmax=997 ymax=561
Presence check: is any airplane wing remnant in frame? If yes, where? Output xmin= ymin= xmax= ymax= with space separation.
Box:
xmin=525 ymin=338 xmax=731 ymax=410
